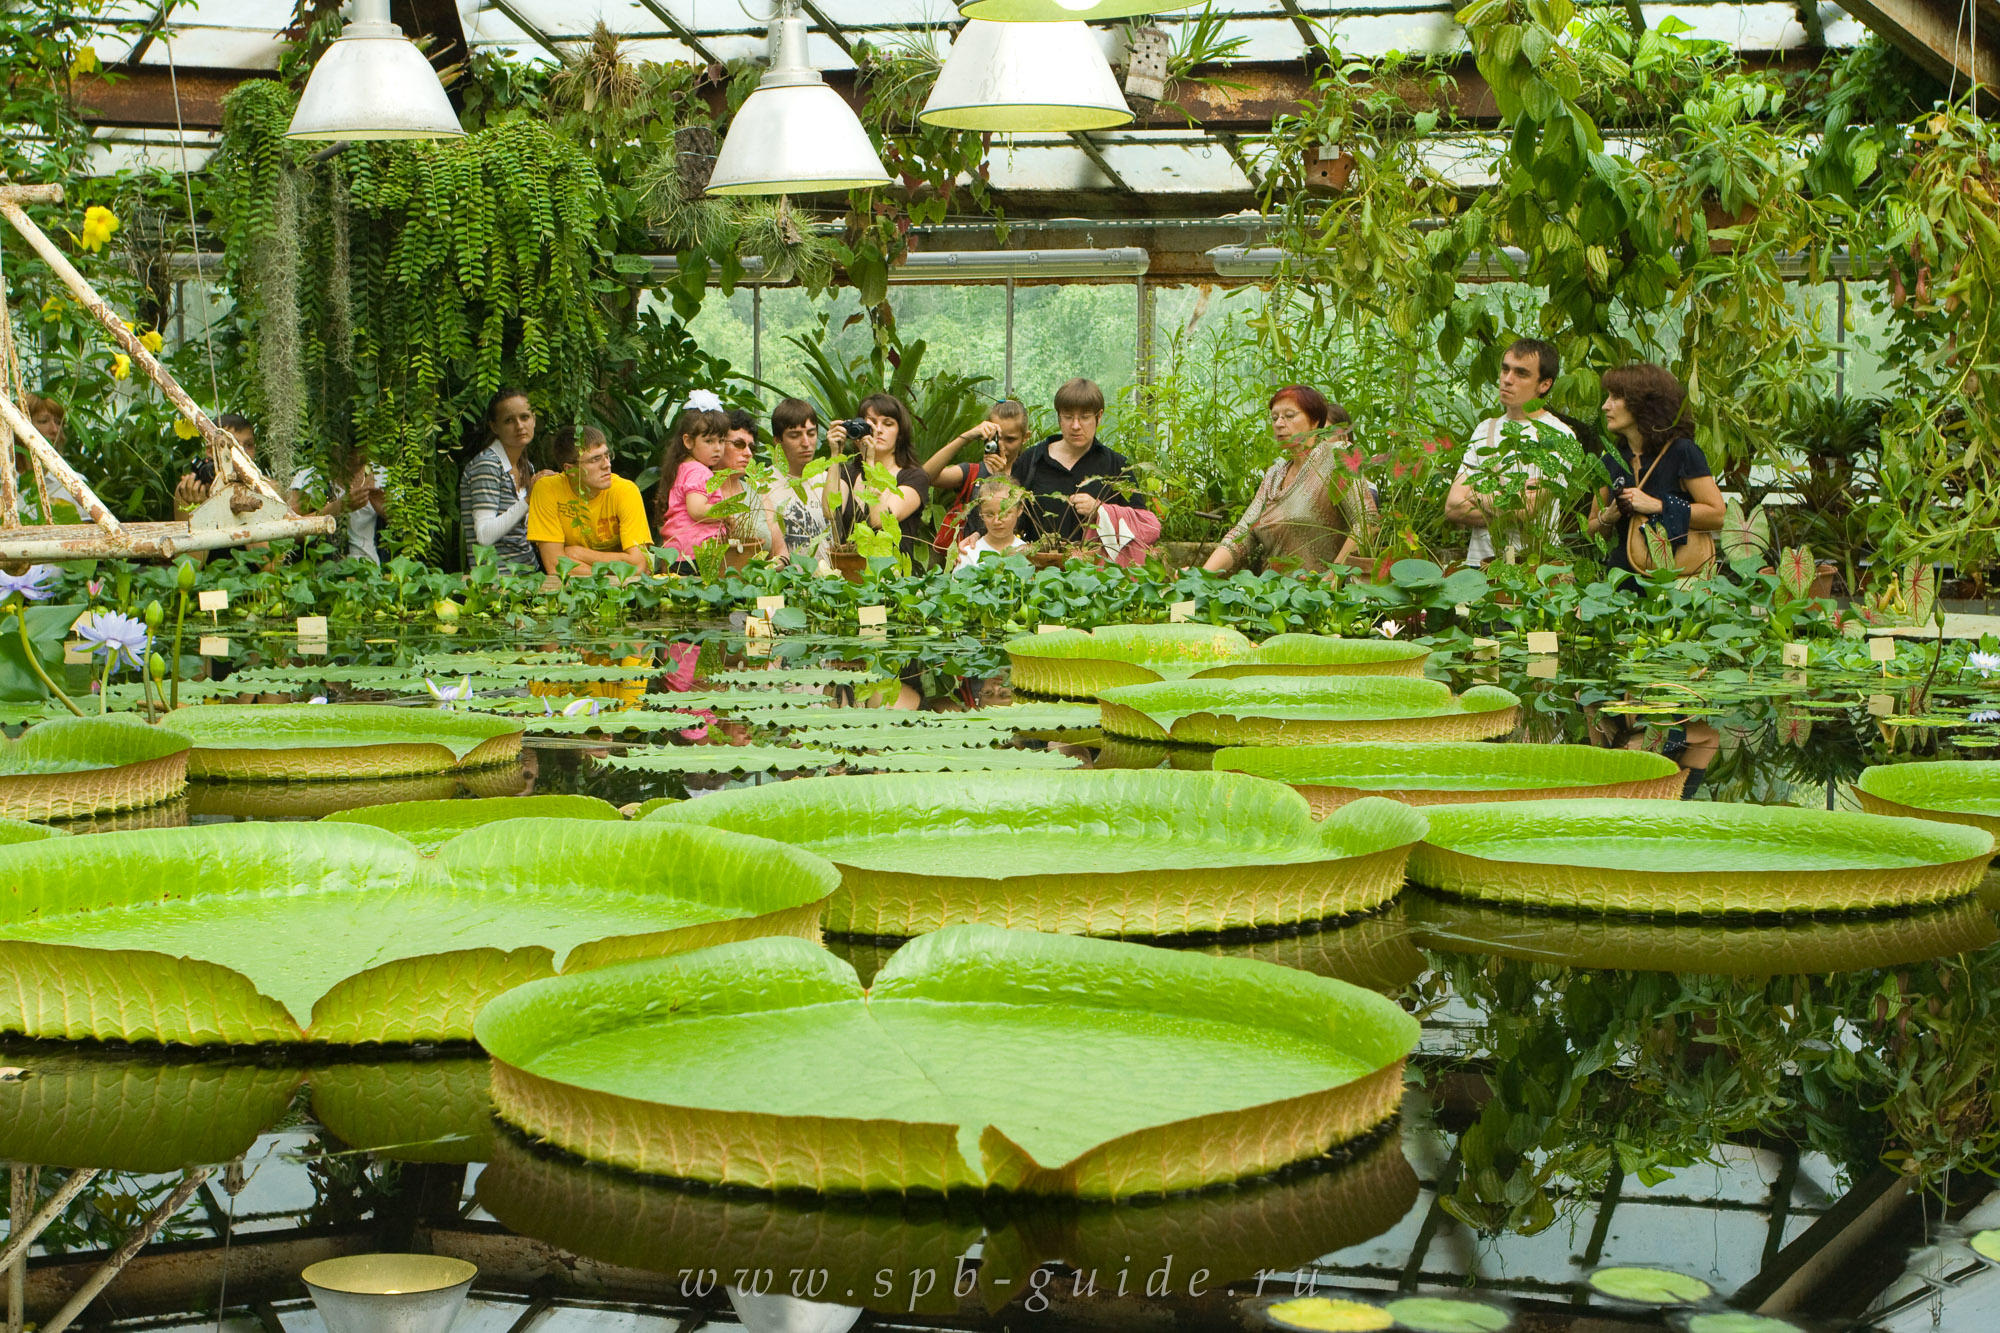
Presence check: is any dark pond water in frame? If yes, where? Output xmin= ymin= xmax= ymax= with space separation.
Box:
xmin=6 ymin=625 xmax=2000 ymax=1333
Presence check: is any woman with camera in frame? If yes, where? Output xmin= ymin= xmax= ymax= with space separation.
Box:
xmin=1204 ymin=386 xmax=1372 ymax=575
xmin=1587 ymin=363 xmax=1725 ymax=575
xmin=824 ymin=393 xmax=932 ymax=563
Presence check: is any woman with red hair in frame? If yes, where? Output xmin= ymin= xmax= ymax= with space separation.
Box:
xmin=1204 ymin=385 xmax=1373 ymax=574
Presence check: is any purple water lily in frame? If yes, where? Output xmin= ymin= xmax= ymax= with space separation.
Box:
xmin=77 ymin=611 xmax=149 ymax=673
xmin=0 ymin=565 xmax=57 ymax=601
xmin=425 ymin=676 xmax=474 ymax=708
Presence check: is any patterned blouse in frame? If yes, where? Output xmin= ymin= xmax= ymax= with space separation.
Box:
xmin=1217 ymin=437 xmax=1374 ymax=572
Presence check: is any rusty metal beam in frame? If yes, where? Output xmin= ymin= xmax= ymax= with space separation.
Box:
xmin=23 ymin=1228 xmax=374 ymax=1323
xmin=72 ymin=65 xmax=269 ymax=131
xmin=1068 ymin=132 xmax=1135 ymax=193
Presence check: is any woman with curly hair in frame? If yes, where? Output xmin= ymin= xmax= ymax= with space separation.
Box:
xmin=1587 ymin=363 xmax=1725 ymax=574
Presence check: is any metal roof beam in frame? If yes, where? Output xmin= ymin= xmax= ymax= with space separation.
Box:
xmin=121 ymin=0 xmax=179 ymax=67
xmin=635 ymin=0 xmax=723 ymax=66
xmin=1068 ymin=131 xmax=1134 ymax=193
xmin=486 ymin=0 xmax=564 ymax=60
xmin=798 ymin=1 xmax=854 ymax=58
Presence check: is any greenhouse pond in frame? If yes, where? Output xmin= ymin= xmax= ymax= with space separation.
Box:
xmin=4 ymin=623 xmax=2000 ymax=1333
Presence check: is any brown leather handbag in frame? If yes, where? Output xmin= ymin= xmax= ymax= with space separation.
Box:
xmin=1623 ymin=445 xmax=1715 ymax=575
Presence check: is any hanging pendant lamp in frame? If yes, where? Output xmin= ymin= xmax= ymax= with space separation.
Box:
xmin=707 ymin=3 xmax=890 ymax=196
xmin=285 ymin=0 xmax=463 ymax=140
xmin=921 ymin=20 xmax=1133 ymax=132
xmin=959 ymin=0 xmax=1197 ymax=21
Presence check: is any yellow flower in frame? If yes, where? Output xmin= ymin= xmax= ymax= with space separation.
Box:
xmin=39 ymin=295 xmax=65 ymax=323
xmin=79 ymin=205 xmax=119 ymax=253
xmin=139 ymin=329 xmax=163 ymax=354
xmin=110 ymin=353 xmax=131 ymax=380
xmin=172 ymin=417 xmax=201 ymax=441
xmin=69 ymin=45 xmax=98 ymax=77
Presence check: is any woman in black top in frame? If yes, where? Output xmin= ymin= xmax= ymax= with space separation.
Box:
xmin=825 ymin=392 xmax=933 ymax=564
xmin=1586 ymin=363 xmax=1726 ymax=573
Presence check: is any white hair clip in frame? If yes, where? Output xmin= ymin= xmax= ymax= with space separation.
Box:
xmin=684 ymin=389 xmax=724 ymax=413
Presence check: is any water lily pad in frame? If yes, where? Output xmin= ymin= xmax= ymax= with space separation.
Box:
xmin=0 ymin=715 xmax=190 ymax=821
xmin=1265 ymin=1296 xmax=1393 ymax=1331
xmin=1586 ymin=1266 xmax=1712 ymax=1304
xmin=1410 ymin=799 xmax=1993 ymax=915
xmin=0 ymin=819 xmax=838 ymax=1045
xmin=310 ymin=1058 xmax=494 ymax=1163
xmin=323 ymin=794 xmax=623 ymax=852
xmin=164 ymin=704 xmax=523 ymax=779
xmin=1384 ymin=1296 xmax=1512 ymax=1332
xmin=0 ymin=818 xmax=62 ymax=845
xmin=186 ymin=772 xmax=465 ymax=819
xmin=603 ymin=744 xmax=850 ymax=774
xmin=1856 ymin=760 xmax=2000 ymax=844
xmin=1970 ymin=1228 xmax=2000 ymax=1263
xmin=649 ymin=771 xmax=1427 ymax=936
xmin=1097 ymin=678 xmax=1521 ymax=747
xmin=1680 ymin=1314 xmax=1802 ymax=1333
xmin=1216 ymin=742 xmax=1681 ymax=817
xmin=1007 ymin=625 xmax=1428 ymax=699
xmin=477 ymin=926 xmax=1418 ymax=1198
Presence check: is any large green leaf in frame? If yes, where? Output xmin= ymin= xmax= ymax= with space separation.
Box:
xmin=162 ymin=704 xmax=524 ymax=779
xmin=1006 ymin=625 xmax=1427 ymax=699
xmin=476 ymin=926 xmax=1419 ymax=1198
xmin=0 ymin=818 xmax=62 ymax=845
xmin=1097 ymin=678 xmax=1521 ymax=747
xmin=0 ymin=715 xmax=191 ymax=821
xmin=650 ymin=770 xmax=1427 ymax=936
xmin=309 ymin=1059 xmax=495 ymax=1163
xmin=186 ymin=772 xmax=465 ymax=819
xmin=1856 ymin=760 xmax=2000 ymax=841
xmin=323 ymin=794 xmax=623 ymax=853
xmin=1409 ymin=798 xmax=1993 ymax=915
xmin=0 ymin=604 xmax=83 ymax=703
xmin=1216 ymin=741 xmax=1681 ymax=817
xmin=0 ymin=819 xmax=839 ymax=1044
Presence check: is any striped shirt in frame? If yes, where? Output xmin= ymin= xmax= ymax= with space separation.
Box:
xmin=459 ymin=442 xmax=538 ymax=570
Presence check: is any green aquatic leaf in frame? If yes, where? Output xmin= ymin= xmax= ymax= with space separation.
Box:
xmin=476 ymin=925 xmax=1418 ymax=1199
xmin=163 ymin=704 xmax=523 ymax=779
xmin=1586 ymin=1266 xmax=1711 ymax=1304
xmin=650 ymin=770 xmax=1427 ymax=936
xmin=1097 ymin=677 xmax=1521 ymax=747
xmin=1410 ymin=797 xmax=1994 ymax=915
xmin=1265 ymin=1296 xmax=1394 ymax=1330
xmin=1006 ymin=624 xmax=1427 ymax=699
xmin=323 ymin=794 xmax=623 ymax=853
xmin=1856 ymin=760 xmax=2000 ymax=840
xmin=0 ymin=818 xmax=63 ymax=845
xmin=309 ymin=1059 xmax=495 ymax=1163
xmin=1970 ymin=1228 xmax=2000 ymax=1263
xmin=1382 ymin=1296 xmax=1512 ymax=1332
xmin=711 ymin=667 xmax=881 ymax=687
xmin=841 ymin=747 xmax=1085 ymax=772
xmin=0 ymin=714 xmax=190 ymax=775
xmin=1216 ymin=741 xmax=1680 ymax=817
xmin=602 ymin=744 xmax=850 ymax=774
xmin=0 ymin=819 xmax=838 ymax=1044
xmin=0 ymin=715 xmax=192 ymax=822
xmin=1683 ymin=1314 xmax=1803 ymax=1333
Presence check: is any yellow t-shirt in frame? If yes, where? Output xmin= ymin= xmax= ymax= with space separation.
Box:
xmin=526 ymin=472 xmax=652 ymax=553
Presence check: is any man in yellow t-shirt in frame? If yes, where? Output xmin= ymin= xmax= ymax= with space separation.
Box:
xmin=526 ymin=427 xmax=653 ymax=575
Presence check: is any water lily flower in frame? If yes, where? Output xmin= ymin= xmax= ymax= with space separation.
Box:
xmin=79 ymin=205 xmax=119 ymax=252
xmin=1968 ymin=710 xmax=2000 ymax=724
xmin=425 ymin=676 xmax=474 ymax=707
xmin=78 ymin=611 xmax=148 ymax=672
xmin=1966 ymin=651 xmax=2000 ymax=677
xmin=110 ymin=353 xmax=131 ymax=380
xmin=0 ymin=566 xmax=58 ymax=601
xmin=561 ymin=697 xmax=601 ymax=717
xmin=308 ymin=695 xmax=328 ymax=705
xmin=86 ymin=579 xmax=102 ymax=598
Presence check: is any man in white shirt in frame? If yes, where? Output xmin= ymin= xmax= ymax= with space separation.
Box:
xmin=1446 ymin=338 xmax=1574 ymax=565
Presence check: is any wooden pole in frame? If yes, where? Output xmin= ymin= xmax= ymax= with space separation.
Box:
xmin=37 ymin=1169 xmax=208 ymax=1333
xmin=0 ymin=395 xmax=119 ymax=532
xmin=0 ymin=1168 xmax=100 ymax=1276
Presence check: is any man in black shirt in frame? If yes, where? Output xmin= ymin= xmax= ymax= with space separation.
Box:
xmin=1010 ymin=378 xmax=1148 ymax=543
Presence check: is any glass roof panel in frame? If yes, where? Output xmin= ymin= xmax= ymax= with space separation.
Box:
xmin=138 ymin=27 xmax=286 ymax=68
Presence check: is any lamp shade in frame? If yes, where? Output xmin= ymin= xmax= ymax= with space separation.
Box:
xmin=960 ymin=0 xmax=1197 ymax=19
xmin=301 ymin=1254 xmax=476 ymax=1333
xmin=708 ymin=15 xmax=890 ymax=196
xmin=285 ymin=2 xmax=462 ymax=140
xmin=921 ymin=20 xmax=1133 ymax=132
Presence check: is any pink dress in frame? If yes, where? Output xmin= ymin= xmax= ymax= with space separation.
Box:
xmin=657 ymin=461 xmax=725 ymax=562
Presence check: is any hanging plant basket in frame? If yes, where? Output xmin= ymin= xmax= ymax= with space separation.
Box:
xmin=674 ymin=125 xmax=718 ymax=200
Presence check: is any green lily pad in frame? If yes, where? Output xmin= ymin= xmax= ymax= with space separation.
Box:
xmin=163 ymin=704 xmax=523 ymax=780
xmin=602 ymin=744 xmax=853 ymax=774
xmin=1856 ymin=760 xmax=2000 ymax=843
xmin=186 ymin=772 xmax=467 ymax=819
xmin=1216 ymin=742 xmax=1680 ymax=818
xmin=1266 ymin=1296 xmax=1394 ymax=1331
xmin=1410 ymin=798 xmax=1993 ymax=915
xmin=477 ymin=925 xmax=1418 ymax=1198
xmin=0 ymin=817 xmax=62 ymax=845
xmin=0 ymin=819 xmax=839 ymax=1044
xmin=322 ymin=794 xmax=624 ymax=853
xmin=309 ymin=1058 xmax=495 ymax=1163
xmin=1681 ymin=1314 xmax=1802 ymax=1333
xmin=1097 ymin=678 xmax=1521 ymax=747
xmin=1384 ymin=1296 xmax=1512 ymax=1332
xmin=1587 ymin=1266 xmax=1712 ymax=1304
xmin=0 ymin=715 xmax=190 ymax=821
xmin=649 ymin=771 xmax=1427 ymax=936
xmin=1007 ymin=625 xmax=1428 ymax=699
xmin=1971 ymin=1228 xmax=2000 ymax=1263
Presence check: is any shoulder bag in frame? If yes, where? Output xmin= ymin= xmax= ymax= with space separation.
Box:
xmin=1623 ymin=444 xmax=1714 ymax=576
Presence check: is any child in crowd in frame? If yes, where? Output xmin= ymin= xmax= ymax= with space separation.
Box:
xmin=954 ymin=478 xmax=1032 ymax=569
xmin=924 ymin=398 xmax=1029 ymax=553
xmin=652 ymin=396 xmax=730 ymax=571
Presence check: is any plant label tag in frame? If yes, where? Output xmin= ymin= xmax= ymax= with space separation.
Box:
xmin=62 ymin=642 xmax=89 ymax=665
xmin=1867 ymin=693 xmax=1893 ymax=717
xmin=69 ymin=610 xmax=92 ymax=631
xmin=858 ymin=625 xmax=885 ymax=640
xmin=1783 ymin=669 xmax=1808 ymax=687
xmin=1471 ymin=637 xmax=1500 ymax=659
xmin=1037 ymin=623 xmax=1068 ymax=634
xmin=1526 ymin=657 xmax=1559 ymax=679
xmin=1782 ymin=642 xmax=1809 ymax=667
xmin=1168 ymin=600 xmax=1197 ymax=623
xmin=1867 ymin=637 xmax=1896 ymax=663
xmin=856 ymin=605 xmax=888 ymax=627
xmin=296 ymin=616 xmax=329 ymax=637
xmin=1525 ymin=631 xmax=1559 ymax=654
xmin=744 ymin=615 xmax=772 ymax=638
xmin=298 ymin=636 xmax=328 ymax=657
xmin=198 ymin=590 xmax=228 ymax=613
xmin=198 ymin=636 xmax=229 ymax=658
xmin=756 ymin=595 xmax=785 ymax=613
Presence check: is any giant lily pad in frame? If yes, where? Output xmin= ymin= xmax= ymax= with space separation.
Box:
xmin=1097 ymin=678 xmax=1521 ymax=747
xmin=310 ymin=1059 xmax=495 ymax=1163
xmin=1216 ymin=742 xmax=1682 ymax=817
xmin=0 ymin=819 xmax=839 ymax=1045
xmin=649 ymin=771 xmax=1427 ymax=936
xmin=477 ymin=926 xmax=1419 ymax=1198
xmin=163 ymin=704 xmax=523 ymax=780
xmin=0 ymin=817 xmax=61 ymax=845
xmin=0 ymin=715 xmax=190 ymax=821
xmin=1856 ymin=761 xmax=2000 ymax=843
xmin=323 ymin=794 xmax=623 ymax=853
xmin=1008 ymin=625 xmax=1428 ymax=699
xmin=186 ymin=771 xmax=465 ymax=819
xmin=1408 ymin=799 xmax=1993 ymax=915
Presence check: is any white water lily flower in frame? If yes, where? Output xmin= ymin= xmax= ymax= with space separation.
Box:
xmin=308 ymin=695 xmax=328 ymax=705
xmin=1967 ymin=651 xmax=2000 ymax=677
xmin=77 ymin=611 xmax=148 ymax=672
xmin=424 ymin=676 xmax=474 ymax=708
xmin=1969 ymin=710 xmax=2000 ymax=724
xmin=561 ymin=697 xmax=601 ymax=717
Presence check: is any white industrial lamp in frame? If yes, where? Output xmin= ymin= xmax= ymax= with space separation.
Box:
xmin=301 ymin=1254 xmax=477 ymax=1333
xmin=959 ymin=0 xmax=1197 ymax=20
xmin=707 ymin=2 xmax=891 ymax=195
xmin=285 ymin=0 xmax=464 ymax=140
xmin=921 ymin=20 xmax=1133 ymax=132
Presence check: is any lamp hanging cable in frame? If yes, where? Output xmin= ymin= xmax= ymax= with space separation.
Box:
xmin=162 ymin=32 xmax=224 ymax=419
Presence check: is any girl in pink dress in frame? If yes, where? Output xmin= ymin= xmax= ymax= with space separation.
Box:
xmin=652 ymin=401 xmax=730 ymax=570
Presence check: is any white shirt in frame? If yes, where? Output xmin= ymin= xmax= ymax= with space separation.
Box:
xmin=292 ymin=464 xmax=391 ymax=563
xmin=955 ymin=534 xmax=1027 ymax=570
xmin=1455 ymin=412 xmax=1575 ymax=564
